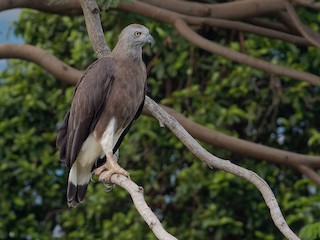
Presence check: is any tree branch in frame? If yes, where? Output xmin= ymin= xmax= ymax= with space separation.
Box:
xmin=246 ymin=18 xmax=290 ymax=33
xmin=0 ymin=0 xmax=81 ymax=16
xmin=297 ymin=165 xmax=320 ymax=185
xmin=0 ymin=43 xmax=79 ymax=85
xmin=144 ymin=105 xmax=320 ymax=170
xmin=186 ymin=17 xmax=309 ymax=46
xmin=284 ymin=0 xmax=320 ymax=48
xmin=104 ymin=173 xmax=178 ymax=240
xmin=292 ymin=0 xmax=320 ymax=9
xmin=78 ymin=0 xmax=110 ymax=58
xmin=174 ymin=18 xmax=320 ymax=86
xmin=144 ymin=96 xmax=300 ymax=240
xmin=138 ymin=0 xmax=287 ymax=19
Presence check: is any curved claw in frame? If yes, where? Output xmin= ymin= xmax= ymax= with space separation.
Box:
xmin=102 ymin=180 xmax=115 ymax=192
xmin=90 ymin=175 xmax=96 ymax=183
xmin=95 ymin=153 xmax=130 ymax=181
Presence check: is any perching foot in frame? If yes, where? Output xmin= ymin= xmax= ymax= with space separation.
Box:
xmin=95 ymin=153 xmax=129 ymax=182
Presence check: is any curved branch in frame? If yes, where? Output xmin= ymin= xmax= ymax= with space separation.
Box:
xmin=246 ymin=18 xmax=290 ymax=33
xmin=174 ymin=18 xmax=320 ymax=86
xmin=144 ymin=96 xmax=300 ymax=240
xmin=104 ymin=173 xmax=178 ymax=240
xmin=0 ymin=43 xmax=80 ymax=85
xmin=144 ymin=105 xmax=320 ymax=187
xmin=186 ymin=17 xmax=309 ymax=46
xmin=297 ymin=165 xmax=320 ymax=185
xmin=0 ymin=0 xmax=81 ymax=15
xmin=285 ymin=0 xmax=320 ymax=48
xmin=143 ymin=105 xmax=320 ymax=170
xmin=139 ymin=0 xmax=287 ymax=19
xmin=276 ymin=12 xmax=301 ymax=35
xmin=119 ymin=0 xmax=182 ymax=24
xmin=293 ymin=0 xmax=320 ymax=9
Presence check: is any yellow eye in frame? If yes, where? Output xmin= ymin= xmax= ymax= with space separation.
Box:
xmin=134 ymin=31 xmax=141 ymax=37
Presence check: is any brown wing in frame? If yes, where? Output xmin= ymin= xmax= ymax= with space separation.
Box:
xmin=92 ymin=82 xmax=147 ymax=171
xmin=56 ymin=57 xmax=115 ymax=168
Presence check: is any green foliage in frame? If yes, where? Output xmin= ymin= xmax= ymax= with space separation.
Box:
xmin=300 ymin=222 xmax=320 ymax=240
xmin=97 ymin=0 xmax=131 ymax=10
xmin=0 ymin=6 xmax=320 ymax=240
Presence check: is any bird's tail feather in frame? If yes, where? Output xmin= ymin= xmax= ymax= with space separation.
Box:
xmin=67 ymin=163 xmax=91 ymax=207
xmin=67 ymin=183 xmax=88 ymax=207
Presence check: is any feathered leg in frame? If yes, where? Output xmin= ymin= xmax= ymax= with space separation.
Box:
xmin=95 ymin=117 xmax=129 ymax=182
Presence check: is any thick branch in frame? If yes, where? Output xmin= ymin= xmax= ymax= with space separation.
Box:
xmin=292 ymin=0 xmax=320 ymax=9
xmin=0 ymin=43 xmax=79 ymax=85
xmin=144 ymin=96 xmax=300 ymax=240
xmin=246 ymin=18 xmax=290 ymax=33
xmin=187 ymin=17 xmax=309 ymax=46
xmin=174 ymin=18 xmax=320 ymax=86
xmin=297 ymin=165 xmax=320 ymax=185
xmin=139 ymin=0 xmax=287 ymax=19
xmin=0 ymin=0 xmax=81 ymax=15
xmin=285 ymin=1 xmax=320 ymax=48
xmin=78 ymin=0 xmax=110 ymax=57
xmin=144 ymin=105 xmax=320 ymax=169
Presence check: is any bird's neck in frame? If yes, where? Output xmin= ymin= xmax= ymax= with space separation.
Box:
xmin=112 ymin=42 xmax=143 ymax=62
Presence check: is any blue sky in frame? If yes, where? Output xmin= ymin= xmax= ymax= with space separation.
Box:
xmin=0 ymin=9 xmax=23 ymax=71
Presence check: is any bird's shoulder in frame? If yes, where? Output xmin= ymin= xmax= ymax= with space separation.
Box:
xmin=75 ymin=57 xmax=115 ymax=91
xmin=68 ymin=56 xmax=116 ymax=124
xmin=111 ymin=55 xmax=147 ymax=82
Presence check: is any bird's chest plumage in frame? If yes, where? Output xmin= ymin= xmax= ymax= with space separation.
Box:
xmin=94 ymin=58 xmax=146 ymax=138
xmin=114 ymin=62 xmax=145 ymax=124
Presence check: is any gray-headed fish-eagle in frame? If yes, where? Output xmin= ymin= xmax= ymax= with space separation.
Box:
xmin=56 ymin=24 xmax=154 ymax=207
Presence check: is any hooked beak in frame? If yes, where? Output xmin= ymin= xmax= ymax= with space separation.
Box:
xmin=146 ymin=34 xmax=154 ymax=47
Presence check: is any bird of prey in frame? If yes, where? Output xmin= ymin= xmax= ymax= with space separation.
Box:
xmin=56 ymin=24 xmax=154 ymax=207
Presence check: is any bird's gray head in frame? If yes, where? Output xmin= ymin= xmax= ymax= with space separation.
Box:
xmin=118 ymin=24 xmax=154 ymax=48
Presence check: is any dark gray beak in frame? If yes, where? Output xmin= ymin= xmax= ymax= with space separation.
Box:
xmin=147 ymin=34 xmax=154 ymax=47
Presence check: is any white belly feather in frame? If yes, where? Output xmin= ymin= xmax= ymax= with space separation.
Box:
xmin=69 ymin=117 xmax=124 ymax=186
xmin=78 ymin=117 xmax=123 ymax=167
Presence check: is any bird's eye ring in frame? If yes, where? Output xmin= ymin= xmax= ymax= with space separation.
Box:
xmin=134 ymin=31 xmax=142 ymax=37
